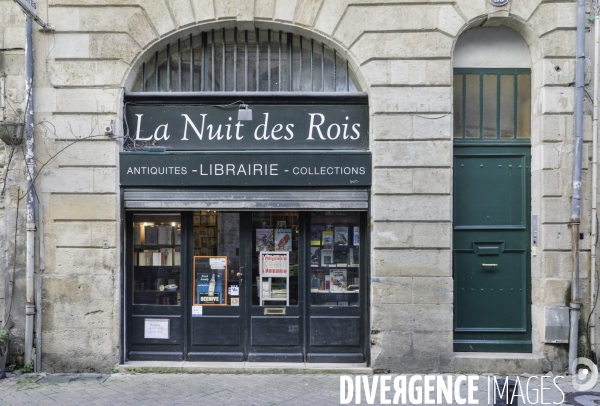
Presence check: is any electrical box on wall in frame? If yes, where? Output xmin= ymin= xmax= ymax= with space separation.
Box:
xmin=543 ymin=306 xmax=569 ymax=343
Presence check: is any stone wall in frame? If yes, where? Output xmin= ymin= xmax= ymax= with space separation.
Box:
xmin=0 ymin=0 xmax=588 ymax=372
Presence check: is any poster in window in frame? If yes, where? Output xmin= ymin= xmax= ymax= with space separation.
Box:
xmin=353 ymin=226 xmax=360 ymax=246
xmin=256 ymin=229 xmax=274 ymax=251
xmin=275 ymin=229 xmax=292 ymax=251
xmin=321 ymin=249 xmax=333 ymax=267
xmin=322 ymin=231 xmax=334 ymax=245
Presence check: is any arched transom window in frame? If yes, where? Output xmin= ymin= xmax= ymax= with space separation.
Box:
xmin=131 ymin=28 xmax=360 ymax=93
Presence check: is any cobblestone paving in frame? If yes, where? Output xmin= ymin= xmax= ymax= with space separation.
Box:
xmin=0 ymin=371 xmax=591 ymax=405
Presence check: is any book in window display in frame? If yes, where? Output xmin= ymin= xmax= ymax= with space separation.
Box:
xmin=310 ymin=247 xmax=320 ymax=266
xmin=330 ymin=269 xmax=347 ymax=292
xmin=349 ymin=248 xmax=359 ymax=267
xmin=321 ymin=230 xmax=334 ymax=245
xmin=353 ymin=226 xmax=360 ymax=246
xmin=275 ymin=229 xmax=292 ymax=251
xmin=256 ymin=229 xmax=274 ymax=251
xmin=333 ymin=249 xmax=348 ymax=266
xmin=311 ymin=225 xmax=325 ymax=246
xmin=334 ymin=227 xmax=349 ymax=246
xmin=321 ymin=248 xmax=333 ymax=267
xmin=145 ymin=225 xmax=158 ymax=245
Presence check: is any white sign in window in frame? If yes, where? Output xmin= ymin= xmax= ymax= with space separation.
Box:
xmin=144 ymin=318 xmax=170 ymax=339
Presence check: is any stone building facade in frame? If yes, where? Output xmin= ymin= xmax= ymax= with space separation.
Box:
xmin=0 ymin=0 xmax=590 ymax=373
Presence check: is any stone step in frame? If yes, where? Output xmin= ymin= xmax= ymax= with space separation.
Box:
xmin=119 ymin=361 xmax=373 ymax=375
xmin=452 ymin=352 xmax=548 ymax=375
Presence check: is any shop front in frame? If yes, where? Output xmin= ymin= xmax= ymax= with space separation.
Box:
xmin=120 ymin=93 xmax=371 ymax=363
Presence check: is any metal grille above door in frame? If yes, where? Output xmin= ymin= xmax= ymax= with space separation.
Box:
xmin=131 ymin=28 xmax=360 ymax=93
xmin=123 ymin=188 xmax=369 ymax=210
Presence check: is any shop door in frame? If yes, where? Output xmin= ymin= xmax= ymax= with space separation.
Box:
xmin=246 ymin=212 xmax=304 ymax=362
xmin=453 ymin=146 xmax=531 ymax=352
xmin=187 ymin=211 xmax=248 ymax=361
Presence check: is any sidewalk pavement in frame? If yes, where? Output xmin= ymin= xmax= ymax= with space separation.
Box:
xmin=0 ymin=370 xmax=589 ymax=405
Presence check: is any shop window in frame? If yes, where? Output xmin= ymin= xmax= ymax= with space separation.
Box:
xmin=193 ymin=211 xmax=240 ymax=306
xmin=130 ymin=28 xmax=360 ymax=93
xmin=309 ymin=212 xmax=360 ymax=307
xmin=133 ymin=214 xmax=182 ymax=305
xmin=251 ymin=211 xmax=299 ymax=306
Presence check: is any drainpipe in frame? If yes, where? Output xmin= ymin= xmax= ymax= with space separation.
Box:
xmin=569 ymin=0 xmax=587 ymax=375
xmin=590 ymin=2 xmax=599 ymax=361
xmin=24 ymin=17 xmax=36 ymax=367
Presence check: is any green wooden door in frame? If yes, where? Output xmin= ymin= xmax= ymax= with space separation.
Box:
xmin=453 ymin=145 xmax=531 ymax=352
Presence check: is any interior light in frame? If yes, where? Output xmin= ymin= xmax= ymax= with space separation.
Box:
xmin=143 ymin=222 xmax=148 ymax=226
xmin=172 ymin=222 xmax=176 ymax=226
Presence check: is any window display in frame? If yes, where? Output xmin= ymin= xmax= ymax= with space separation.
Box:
xmin=252 ymin=211 xmax=299 ymax=306
xmin=192 ymin=211 xmax=240 ymax=306
xmin=310 ymin=212 xmax=360 ymax=307
xmin=133 ymin=214 xmax=182 ymax=305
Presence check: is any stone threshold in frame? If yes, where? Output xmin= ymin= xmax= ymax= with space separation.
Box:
xmin=453 ymin=352 xmax=547 ymax=375
xmin=119 ymin=361 xmax=373 ymax=374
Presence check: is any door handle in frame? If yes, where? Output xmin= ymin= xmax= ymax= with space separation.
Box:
xmin=238 ymin=267 xmax=244 ymax=287
xmin=482 ymin=263 xmax=498 ymax=267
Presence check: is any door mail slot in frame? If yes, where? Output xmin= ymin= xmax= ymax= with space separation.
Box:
xmin=477 ymin=246 xmax=500 ymax=256
xmin=264 ymin=308 xmax=286 ymax=316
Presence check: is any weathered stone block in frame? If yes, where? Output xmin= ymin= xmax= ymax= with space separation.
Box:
xmin=89 ymin=33 xmax=141 ymax=61
xmin=49 ymin=60 xmax=129 ymax=87
xmin=48 ymin=195 xmax=116 ymax=221
xmin=53 ymin=140 xmax=117 ymax=167
xmin=412 ymin=277 xmax=452 ymax=304
xmin=528 ymin=3 xmax=576 ymax=37
xmin=352 ymin=32 xmax=454 ymax=64
xmin=541 ymin=198 xmax=570 ymax=223
xmin=540 ymin=115 xmax=572 ymax=142
xmin=214 ymin=0 xmax=237 ymax=19
xmin=372 ymin=115 xmax=412 ymax=140
xmin=313 ymin=0 xmax=350 ymax=36
xmin=53 ymin=221 xmax=117 ymax=248
xmin=543 ymin=251 xmax=573 ymax=279
xmin=371 ymin=277 xmax=412 ymax=304
xmin=541 ymin=224 xmax=571 ymax=251
xmin=412 ymin=168 xmax=451 ymax=194
xmin=294 ymin=0 xmax=322 ymax=27
xmin=373 ymin=195 xmax=451 ymax=221
xmin=370 ymin=87 xmax=452 ymax=114
xmin=372 ymin=249 xmax=451 ymax=277
xmin=542 ymin=278 xmax=570 ymax=306
xmin=38 ymin=168 xmax=94 ymax=194
xmin=372 ymin=222 xmax=451 ymax=249
xmin=539 ymin=30 xmax=576 ymax=58
xmin=168 ymin=0 xmax=196 ymax=27
xmin=191 ymin=0 xmax=216 ymax=22
xmin=52 ymin=247 xmax=118 ymax=275
xmin=49 ymin=34 xmax=90 ymax=59
xmin=274 ymin=0 xmax=297 ymax=21
xmin=93 ymin=168 xmax=117 ymax=193
xmin=373 ymin=168 xmax=413 ymax=194
xmin=56 ymin=88 xmax=119 ymax=113
xmin=373 ymin=141 xmax=451 ymax=167
xmin=3 ymin=26 xmax=24 ymax=49
xmin=541 ymin=87 xmax=574 ymax=114
xmin=362 ymin=60 xmax=390 ymax=86
xmin=33 ymin=88 xmax=57 ymax=114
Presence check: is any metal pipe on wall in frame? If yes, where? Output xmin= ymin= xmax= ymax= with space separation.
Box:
xmin=35 ymin=204 xmax=44 ymax=372
xmin=569 ymin=0 xmax=587 ymax=375
xmin=24 ymin=17 xmax=36 ymax=367
xmin=590 ymin=2 xmax=600 ymax=361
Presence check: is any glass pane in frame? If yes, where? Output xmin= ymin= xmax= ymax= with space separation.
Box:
xmin=133 ymin=213 xmax=182 ymax=305
xmin=193 ymin=211 xmax=240 ymax=306
xmin=464 ymin=74 xmax=480 ymax=138
xmin=310 ymin=212 xmax=360 ymax=307
xmin=517 ymin=74 xmax=531 ymax=139
xmin=252 ymin=211 xmax=299 ymax=306
xmin=453 ymin=74 xmax=463 ymax=138
xmin=482 ymin=75 xmax=497 ymax=139
xmin=500 ymin=75 xmax=515 ymax=139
